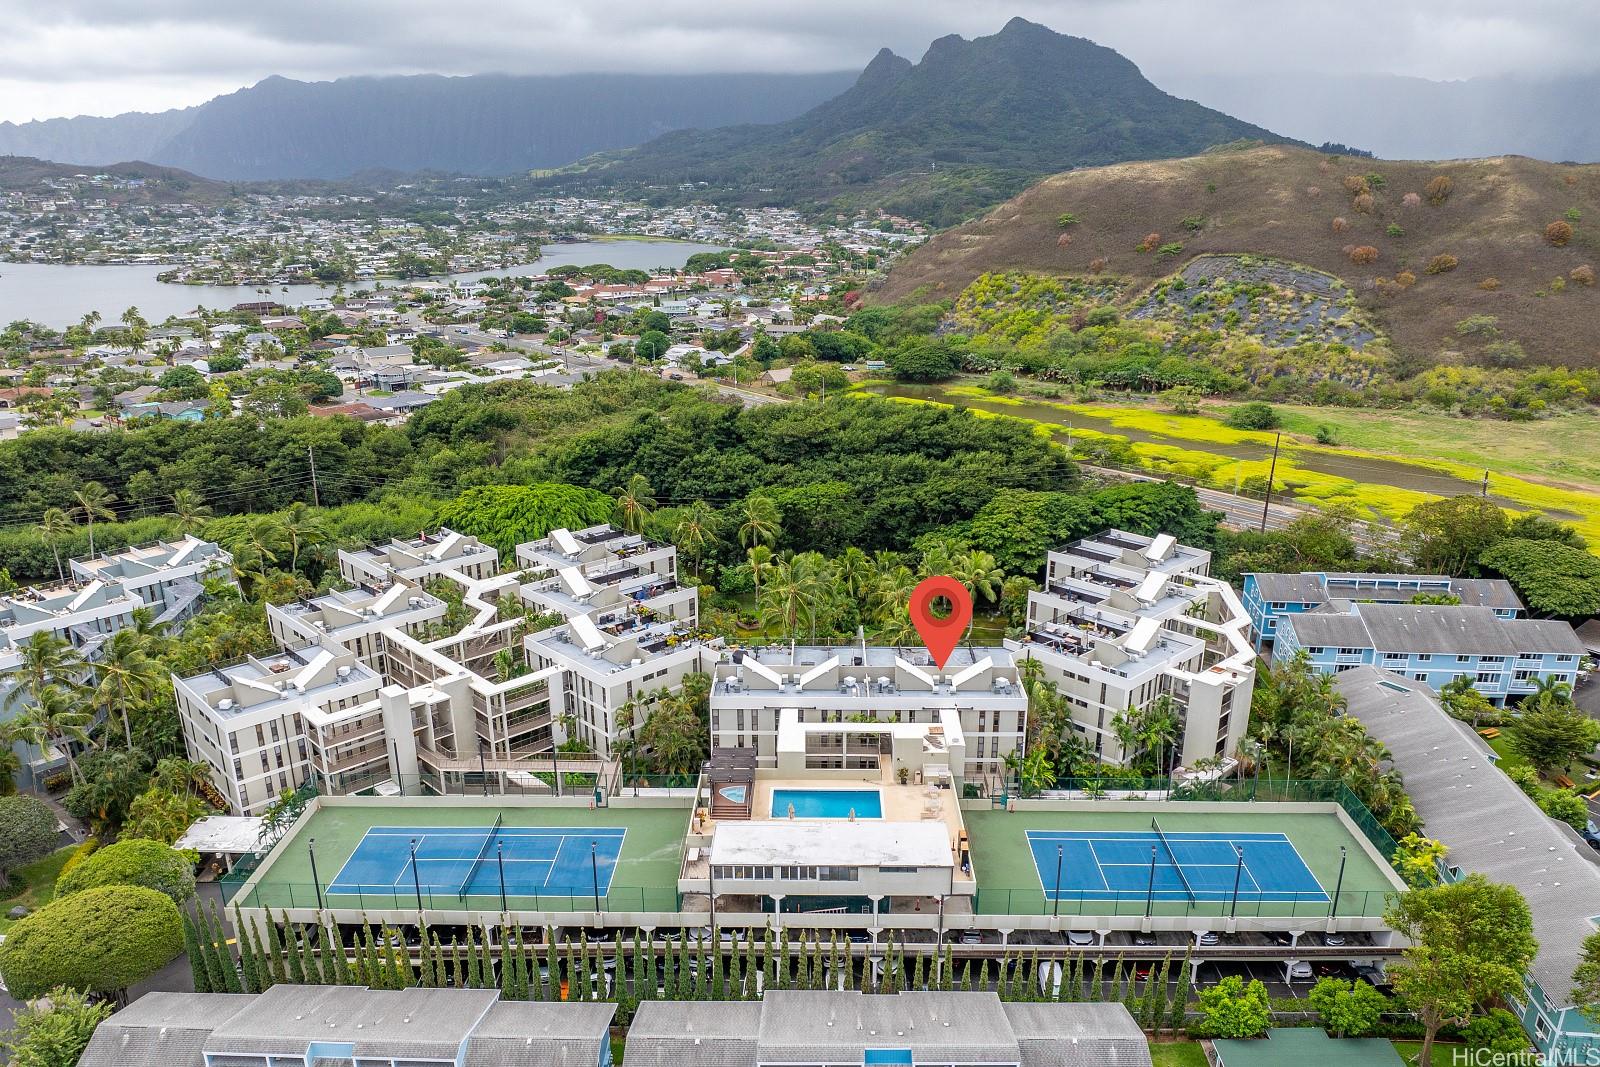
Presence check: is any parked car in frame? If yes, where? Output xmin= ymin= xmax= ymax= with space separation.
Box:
xmin=1288 ymin=961 xmax=1314 ymax=981
xmin=1323 ymin=933 xmax=1347 ymax=947
xmin=1197 ymin=932 xmax=1220 ymax=946
xmin=1132 ymin=932 xmax=1157 ymax=946
xmin=1066 ymin=930 xmax=1096 ymax=946
xmin=958 ymin=930 xmax=983 ymax=945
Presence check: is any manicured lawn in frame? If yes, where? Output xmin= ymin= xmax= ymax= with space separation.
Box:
xmin=1391 ymin=1039 xmax=1465 ymax=1066
xmin=1149 ymin=1041 xmax=1208 ymax=1066
xmin=0 ymin=845 xmax=74 ymax=932
xmin=610 ymin=1036 xmax=625 ymax=1063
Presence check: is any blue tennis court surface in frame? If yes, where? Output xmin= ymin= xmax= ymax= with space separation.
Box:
xmin=1025 ymin=829 xmax=1328 ymax=902
xmin=328 ymin=825 xmax=625 ymax=898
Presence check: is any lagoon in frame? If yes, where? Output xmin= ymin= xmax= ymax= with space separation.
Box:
xmin=0 ymin=239 xmax=726 ymax=328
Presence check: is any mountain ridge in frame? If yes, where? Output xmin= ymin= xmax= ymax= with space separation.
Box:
xmin=556 ymin=18 xmax=1295 ymax=224
xmin=0 ymin=71 xmax=858 ymax=180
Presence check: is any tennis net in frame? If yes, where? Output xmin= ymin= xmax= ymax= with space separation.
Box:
xmin=457 ymin=813 xmax=504 ymax=900
xmin=1151 ymin=816 xmax=1197 ymax=905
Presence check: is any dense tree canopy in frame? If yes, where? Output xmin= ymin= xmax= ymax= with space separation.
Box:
xmin=0 ymin=795 xmax=59 ymax=883
xmin=1480 ymin=538 xmax=1600 ymax=617
xmin=54 ymin=838 xmax=197 ymax=904
xmin=0 ymin=886 xmax=184 ymax=998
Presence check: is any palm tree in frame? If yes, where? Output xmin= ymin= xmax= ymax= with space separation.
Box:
xmin=737 ymin=493 xmax=781 ymax=549
xmin=95 ymin=629 xmax=165 ymax=749
xmin=168 ymin=489 xmax=213 ymax=534
xmin=746 ymin=544 xmax=772 ymax=607
xmin=673 ymin=500 xmax=719 ymax=580
xmin=836 ymin=547 xmax=875 ymax=602
xmin=952 ymin=551 xmax=1005 ymax=607
xmin=2 ymin=632 xmax=86 ymax=715
xmin=15 ymin=684 xmax=93 ymax=784
xmin=758 ymin=554 xmax=829 ymax=641
xmin=870 ymin=564 xmax=918 ymax=626
xmin=71 ymin=481 xmax=117 ymax=558
xmin=612 ymin=475 xmax=656 ymax=535
xmin=279 ymin=501 xmax=328 ymax=574
xmin=35 ymin=506 xmax=75 ymax=582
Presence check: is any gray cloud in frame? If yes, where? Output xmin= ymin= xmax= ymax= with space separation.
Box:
xmin=0 ymin=0 xmax=1595 ymax=123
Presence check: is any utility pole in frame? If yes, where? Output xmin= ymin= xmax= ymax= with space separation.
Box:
xmin=307 ymin=446 xmax=321 ymax=507
xmin=1258 ymin=432 xmax=1281 ymax=533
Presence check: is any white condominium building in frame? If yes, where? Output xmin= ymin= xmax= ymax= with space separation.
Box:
xmin=337 ymin=527 xmax=498 ymax=586
xmin=173 ymin=644 xmax=386 ymax=815
xmin=708 ymin=642 xmax=1026 ymax=786
xmin=1011 ymin=530 xmax=1255 ymax=769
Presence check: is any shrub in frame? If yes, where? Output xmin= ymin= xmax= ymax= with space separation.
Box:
xmin=1461 ymin=1009 xmax=1533 ymax=1054
xmin=1306 ymin=185 xmax=1322 ymax=197
xmin=1136 ymin=233 xmax=1161 ymax=253
xmin=0 ymin=986 xmax=112 ymax=1067
xmin=54 ymin=839 xmax=98 ymax=883
xmin=1426 ymin=254 xmax=1459 ymax=274
xmin=1425 ymin=175 xmax=1454 ymax=204
xmin=1331 ymin=216 xmax=1349 ymax=233
xmin=1386 ymin=223 xmax=1405 ymax=238
xmin=1157 ymin=243 xmax=1185 ymax=257
xmin=1343 ymin=175 xmax=1370 ymax=195
xmin=1194 ymin=975 xmax=1271 ymax=1038
xmin=1402 ymin=192 xmax=1422 ymax=208
xmin=1478 ymin=277 xmax=1502 ymax=291
xmin=0 ymin=795 xmax=59 ymax=884
xmin=1055 ymin=213 xmax=1079 ymax=228
xmin=1309 ymin=977 xmax=1388 ymax=1037
xmin=986 ymin=370 xmax=1017 ymax=395
xmin=55 ymin=838 xmax=196 ymax=904
xmin=1224 ymin=402 xmax=1281 ymax=430
xmin=1572 ymin=265 xmax=1596 ymax=287
xmin=1349 ymin=246 xmax=1379 ymax=265
xmin=1181 ymin=215 xmax=1206 ymax=231
xmin=1353 ymin=192 xmax=1375 ymax=214
xmin=1088 ymin=257 xmax=1107 ymax=274
xmin=1546 ymin=221 xmax=1574 ymax=247
xmin=1395 ymin=271 xmax=1417 ymax=289
xmin=1055 ymin=232 xmax=1072 ymax=248
xmin=0 ymin=886 xmax=183 ymax=998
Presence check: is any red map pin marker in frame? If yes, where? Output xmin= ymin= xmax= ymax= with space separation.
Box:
xmin=909 ymin=575 xmax=973 ymax=670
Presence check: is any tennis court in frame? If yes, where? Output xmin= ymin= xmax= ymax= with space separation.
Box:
xmin=329 ymin=824 xmax=626 ymax=899
xmin=1025 ymin=823 xmax=1327 ymax=903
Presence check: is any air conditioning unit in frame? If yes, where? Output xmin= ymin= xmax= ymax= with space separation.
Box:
xmin=216 ymin=698 xmax=234 ymax=711
xmin=336 ymin=666 xmax=352 ymax=679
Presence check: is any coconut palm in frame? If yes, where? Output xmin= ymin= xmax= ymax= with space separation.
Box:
xmin=673 ymin=500 xmax=719 ymax=580
xmin=279 ymin=501 xmax=328 ymax=574
xmin=951 ymin=550 xmax=1005 ymax=607
xmin=168 ymin=488 xmax=213 ymax=534
xmin=35 ymin=506 xmax=75 ymax=582
xmin=2 ymin=631 xmax=86 ymax=714
xmin=72 ymin=481 xmax=117 ymax=559
xmin=746 ymin=544 xmax=772 ymax=607
xmin=737 ymin=493 xmax=781 ymax=549
xmin=611 ymin=474 xmax=656 ymax=535
xmin=95 ymin=628 xmax=165 ymax=749
xmin=14 ymin=684 xmax=93 ymax=784
xmin=758 ymin=555 xmax=828 ymax=640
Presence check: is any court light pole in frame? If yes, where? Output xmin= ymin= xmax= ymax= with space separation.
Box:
xmin=1144 ymin=845 xmax=1158 ymax=919
xmin=1052 ymin=845 xmax=1064 ymax=919
xmin=496 ymin=842 xmax=508 ymax=913
xmin=410 ymin=837 xmax=424 ymax=914
xmin=1329 ymin=846 xmax=1348 ymax=919
xmin=478 ymin=737 xmax=489 ymax=797
xmin=591 ymin=841 xmax=601 ymax=913
xmin=309 ymin=837 xmax=324 ymax=910
xmin=1229 ymin=846 xmax=1245 ymax=920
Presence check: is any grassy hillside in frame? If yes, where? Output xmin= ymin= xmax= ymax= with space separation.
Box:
xmin=876 ymin=145 xmax=1600 ymax=367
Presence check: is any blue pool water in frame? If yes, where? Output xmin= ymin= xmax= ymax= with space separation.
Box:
xmin=864 ymin=1051 xmax=913 ymax=1065
xmin=770 ymin=788 xmax=883 ymax=820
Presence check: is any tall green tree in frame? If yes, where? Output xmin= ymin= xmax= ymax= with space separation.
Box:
xmin=1385 ymin=875 xmax=1538 ymax=1065
xmin=70 ymin=482 xmax=117 ymax=559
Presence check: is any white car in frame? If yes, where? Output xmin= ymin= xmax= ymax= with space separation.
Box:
xmin=1289 ymin=961 xmax=1314 ymax=981
xmin=1066 ymin=930 xmax=1096 ymax=946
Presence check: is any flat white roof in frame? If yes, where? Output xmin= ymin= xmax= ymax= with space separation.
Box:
xmin=175 ymin=815 xmax=266 ymax=855
xmin=710 ymin=820 xmax=953 ymax=869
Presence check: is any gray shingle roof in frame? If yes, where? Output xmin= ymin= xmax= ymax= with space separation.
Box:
xmin=204 ymin=985 xmax=497 ymax=1058
xmin=1250 ymin=573 xmax=1328 ymax=604
xmin=625 ymin=1001 xmax=761 ymax=1067
xmin=76 ymin=993 xmax=253 ymax=1067
xmin=1288 ymin=604 xmax=1582 ymax=657
xmin=464 ymin=1001 xmax=615 ymax=1067
xmin=1004 ymin=1001 xmax=1153 ymax=1067
xmin=1335 ymin=666 xmax=1600 ymax=1001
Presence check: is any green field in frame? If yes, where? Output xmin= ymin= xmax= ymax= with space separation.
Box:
xmin=858 ymin=381 xmax=1600 ymax=544
xmin=242 ymin=800 xmax=691 ymax=914
xmin=963 ymin=804 xmax=1400 ymax=918
xmin=0 ymin=846 xmax=75 ymax=932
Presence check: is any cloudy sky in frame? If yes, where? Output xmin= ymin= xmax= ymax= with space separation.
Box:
xmin=0 ymin=0 xmax=1595 ymax=124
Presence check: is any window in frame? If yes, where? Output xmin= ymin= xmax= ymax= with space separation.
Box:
xmin=1476 ymin=672 xmax=1498 ymax=684
xmin=1416 ymin=654 xmax=1432 ymax=663
xmin=1307 ymin=646 xmax=1325 ymax=655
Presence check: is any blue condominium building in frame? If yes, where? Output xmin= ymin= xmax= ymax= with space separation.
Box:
xmin=1272 ymin=602 xmax=1582 ymax=704
xmin=1241 ymin=571 xmax=1522 ymax=649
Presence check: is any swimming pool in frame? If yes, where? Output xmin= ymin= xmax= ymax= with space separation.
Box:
xmin=769 ymin=788 xmax=883 ymax=820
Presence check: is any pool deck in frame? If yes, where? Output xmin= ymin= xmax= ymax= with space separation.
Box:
xmin=963 ymin=803 xmax=1401 ymax=919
